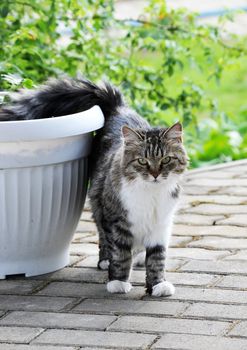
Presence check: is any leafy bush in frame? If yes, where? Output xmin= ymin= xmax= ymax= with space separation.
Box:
xmin=0 ymin=0 xmax=246 ymax=167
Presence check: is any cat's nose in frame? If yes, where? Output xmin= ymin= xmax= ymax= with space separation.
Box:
xmin=150 ymin=170 xmax=160 ymax=179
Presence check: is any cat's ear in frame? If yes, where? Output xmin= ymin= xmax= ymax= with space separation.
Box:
xmin=162 ymin=122 xmax=183 ymax=142
xmin=122 ymin=126 xmax=142 ymax=142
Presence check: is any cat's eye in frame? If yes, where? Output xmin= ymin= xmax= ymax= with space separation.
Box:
xmin=138 ymin=158 xmax=148 ymax=166
xmin=161 ymin=156 xmax=171 ymax=164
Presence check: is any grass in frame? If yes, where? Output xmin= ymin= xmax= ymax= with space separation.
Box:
xmin=134 ymin=42 xmax=247 ymax=167
xmin=138 ymin=48 xmax=247 ymax=122
xmin=206 ymin=59 xmax=247 ymax=123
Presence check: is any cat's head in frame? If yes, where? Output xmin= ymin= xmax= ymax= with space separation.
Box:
xmin=121 ymin=122 xmax=188 ymax=183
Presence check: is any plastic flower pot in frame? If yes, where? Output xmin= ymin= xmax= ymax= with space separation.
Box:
xmin=0 ymin=105 xmax=104 ymax=279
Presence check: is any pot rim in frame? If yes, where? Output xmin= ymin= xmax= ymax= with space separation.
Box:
xmin=0 ymin=105 xmax=104 ymax=142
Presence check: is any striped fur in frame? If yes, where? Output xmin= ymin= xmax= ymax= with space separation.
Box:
xmin=146 ymin=245 xmax=166 ymax=294
xmin=88 ymin=89 xmax=188 ymax=295
xmin=1 ymin=78 xmax=188 ymax=296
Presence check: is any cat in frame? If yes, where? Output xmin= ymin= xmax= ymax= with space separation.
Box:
xmin=0 ymin=78 xmax=188 ymax=296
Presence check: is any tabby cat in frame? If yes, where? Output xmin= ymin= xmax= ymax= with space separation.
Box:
xmin=0 ymin=79 xmax=188 ymax=296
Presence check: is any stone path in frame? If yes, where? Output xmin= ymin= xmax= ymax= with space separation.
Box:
xmin=0 ymin=159 xmax=247 ymax=349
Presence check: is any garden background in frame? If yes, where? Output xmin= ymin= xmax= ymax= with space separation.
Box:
xmin=0 ymin=0 xmax=246 ymax=168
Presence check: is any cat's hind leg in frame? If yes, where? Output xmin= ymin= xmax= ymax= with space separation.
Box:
xmin=97 ymin=225 xmax=110 ymax=270
xmin=89 ymin=179 xmax=110 ymax=270
xmin=98 ymin=258 xmax=110 ymax=270
xmin=90 ymin=206 xmax=110 ymax=270
xmin=98 ymin=238 xmax=110 ymax=270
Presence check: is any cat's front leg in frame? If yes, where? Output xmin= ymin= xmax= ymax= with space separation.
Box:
xmin=145 ymin=245 xmax=175 ymax=297
xmin=107 ymin=229 xmax=133 ymax=294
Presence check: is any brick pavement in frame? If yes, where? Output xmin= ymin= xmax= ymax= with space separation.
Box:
xmin=0 ymin=159 xmax=247 ymax=349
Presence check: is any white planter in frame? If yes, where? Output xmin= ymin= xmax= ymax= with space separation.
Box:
xmin=0 ymin=105 xmax=104 ymax=278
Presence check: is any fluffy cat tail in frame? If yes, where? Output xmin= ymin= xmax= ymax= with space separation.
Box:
xmin=0 ymin=78 xmax=124 ymax=121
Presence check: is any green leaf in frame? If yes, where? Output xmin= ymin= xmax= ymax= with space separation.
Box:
xmin=0 ymin=0 xmax=245 ymax=168
xmin=22 ymin=78 xmax=34 ymax=89
xmin=0 ymin=4 xmax=9 ymax=18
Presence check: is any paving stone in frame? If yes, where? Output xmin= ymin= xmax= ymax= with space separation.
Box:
xmin=166 ymin=258 xmax=187 ymax=271
xmin=173 ymin=224 xmax=247 ymax=237
xmin=152 ymin=333 xmax=247 ymax=350
xmin=0 ymin=345 xmax=76 ymax=350
xmin=130 ymin=269 xmax=159 ymax=286
xmin=216 ymin=187 xmax=247 ymax=196
xmin=73 ymin=233 xmax=98 ymax=244
xmin=73 ymin=298 xmax=187 ymax=316
xmin=223 ymin=251 xmax=247 ymax=260
xmin=174 ymin=214 xmax=225 ymax=225
xmin=32 ymin=329 xmax=155 ymax=348
xmin=186 ymin=204 xmax=247 ymax=215
xmin=41 ymin=267 xmax=214 ymax=288
xmin=83 ymin=197 xmax=91 ymax=211
xmin=75 ymin=255 xmax=99 ymax=268
xmin=170 ymin=236 xmax=192 ymax=247
xmin=78 ymin=348 xmax=110 ymax=350
xmin=80 ymin=211 xmax=93 ymax=221
xmin=76 ymin=221 xmax=97 ymax=233
xmin=177 ymin=201 xmax=191 ymax=212
xmin=0 ymin=280 xmax=43 ymax=295
xmin=188 ymin=236 xmax=247 ymax=250
xmin=75 ymin=255 xmax=185 ymax=271
xmin=108 ymin=315 xmax=229 ymax=335
xmin=229 ymin=321 xmax=247 ymax=337
xmin=186 ymin=171 xmax=239 ymax=179
xmin=0 ymin=295 xmax=75 ymax=311
xmin=69 ymin=243 xmax=99 ymax=255
xmin=73 ymin=232 xmax=94 ymax=241
xmin=181 ymin=260 xmax=247 ymax=275
xmin=166 ymin=287 xmax=247 ymax=304
xmin=1 ymin=160 xmax=247 ymax=349
xmin=130 ymin=270 xmax=215 ymax=287
xmin=130 ymin=270 xmax=145 ymax=285
xmin=168 ymin=272 xmax=216 ymax=287
xmin=221 ymin=163 xmax=247 ymax=172
xmin=184 ymin=195 xmax=247 ymax=205
xmin=185 ymin=178 xmax=247 ymax=187
xmin=184 ymin=302 xmax=247 ymax=320
xmin=35 ymin=267 xmax=108 ymax=284
xmin=0 ymin=326 xmax=43 ymax=343
xmin=216 ymin=214 xmax=247 ymax=227
xmin=0 ymin=311 xmax=116 ymax=330
xmin=78 ymin=235 xmax=98 ymax=244
xmin=168 ymin=247 xmax=228 ymax=260
xmin=37 ymin=282 xmax=145 ymax=299
xmin=69 ymin=255 xmax=84 ymax=266
xmin=183 ymin=185 xmax=220 ymax=195
xmin=215 ymin=275 xmax=247 ymax=289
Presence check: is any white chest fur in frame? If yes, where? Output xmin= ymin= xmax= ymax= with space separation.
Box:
xmin=120 ymin=175 xmax=180 ymax=249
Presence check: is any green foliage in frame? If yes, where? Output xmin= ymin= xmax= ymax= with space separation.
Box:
xmin=0 ymin=0 xmax=246 ymax=167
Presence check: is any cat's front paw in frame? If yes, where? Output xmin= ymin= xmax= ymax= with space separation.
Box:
xmin=107 ymin=280 xmax=132 ymax=294
xmin=152 ymin=281 xmax=175 ymax=297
